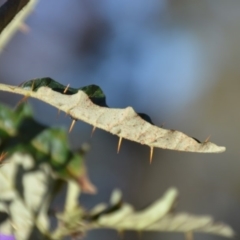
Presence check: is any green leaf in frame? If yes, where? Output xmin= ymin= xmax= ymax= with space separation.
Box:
xmin=20 ymin=77 xmax=107 ymax=107
xmin=20 ymin=78 xmax=78 ymax=94
xmin=0 ymin=103 xmax=32 ymax=140
xmin=0 ymin=103 xmax=94 ymax=190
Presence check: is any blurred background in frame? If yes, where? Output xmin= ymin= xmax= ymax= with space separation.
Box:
xmin=0 ymin=0 xmax=240 ymax=239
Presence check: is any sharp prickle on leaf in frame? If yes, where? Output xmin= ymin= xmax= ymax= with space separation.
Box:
xmin=91 ymin=126 xmax=96 ymax=137
xmin=117 ymin=137 xmax=123 ymax=154
xmin=63 ymin=84 xmax=70 ymax=93
xmin=150 ymin=147 xmax=154 ymax=164
xmin=185 ymin=231 xmax=194 ymax=240
xmin=204 ymin=135 xmax=211 ymax=143
xmin=57 ymin=109 xmax=61 ymax=118
xmin=16 ymin=95 xmax=29 ymax=108
xmin=69 ymin=119 xmax=76 ymax=133
xmin=117 ymin=230 xmax=125 ymax=240
xmin=19 ymin=23 xmax=30 ymax=33
xmin=31 ymin=80 xmax=35 ymax=91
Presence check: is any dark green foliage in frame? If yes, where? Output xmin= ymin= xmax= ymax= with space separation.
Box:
xmin=0 ymin=103 xmax=85 ymax=182
xmin=19 ymin=77 xmax=108 ymax=107
xmin=19 ymin=77 xmax=156 ymax=124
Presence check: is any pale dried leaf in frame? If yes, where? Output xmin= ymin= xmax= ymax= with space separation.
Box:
xmin=91 ymin=189 xmax=235 ymax=238
xmin=0 ymin=153 xmax=51 ymax=239
xmin=110 ymin=189 xmax=122 ymax=205
xmin=148 ymin=213 xmax=235 ymax=237
xmin=115 ymin=188 xmax=178 ymax=229
xmin=97 ymin=204 xmax=134 ymax=226
xmin=89 ymin=204 xmax=109 ymax=216
xmin=0 ymin=83 xmax=226 ymax=154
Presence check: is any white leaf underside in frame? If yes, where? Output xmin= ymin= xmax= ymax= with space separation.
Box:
xmin=0 ymin=153 xmax=50 ymax=239
xmin=90 ymin=188 xmax=234 ymax=238
xmin=0 ymin=84 xmax=226 ymax=153
xmin=94 ymin=211 xmax=234 ymax=237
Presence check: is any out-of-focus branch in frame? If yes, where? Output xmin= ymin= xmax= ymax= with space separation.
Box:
xmin=0 ymin=0 xmax=37 ymax=52
xmin=0 ymin=0 xmax=30 ymax=33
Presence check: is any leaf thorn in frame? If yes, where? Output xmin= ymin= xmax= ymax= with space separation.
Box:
xmin=117 ymin=230 xmax=124 ymax=239
xmin=64 ymin=84 xmax=70 ymax=93
xmin=160 ymin=122 xmax=165 ymax=128
xmin=69 ymin=119 xmax=76 ymax=133
xmin=57 ymin=109 xmax=61 ymax=118
xmin=137 ymin=231 xmax=142 ymax=239
xmin=16 ymin=95 xmax=29 ymax=108
xmin=185 ymin=231 xmax=194 ymax=240
xmin=19 ymin=23 xmax=30 ymax=33
xmin=91 ymin=126 xmax=96 ymax=137
xmin=150 ymin=146 xmax=154 ymax=164
xmin=204 ymin=135 xmax=211 ymax=143
xmin=31 ymin=80 xmax=35 ymax=91
xmin=117 ymin=137 xmax=123 ymax=153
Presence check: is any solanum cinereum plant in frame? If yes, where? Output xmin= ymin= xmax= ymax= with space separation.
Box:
xmin=0 ymin=78 xmax=234 ymax=240
xmin=0 ymin=0 xmax=234 ymax=239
